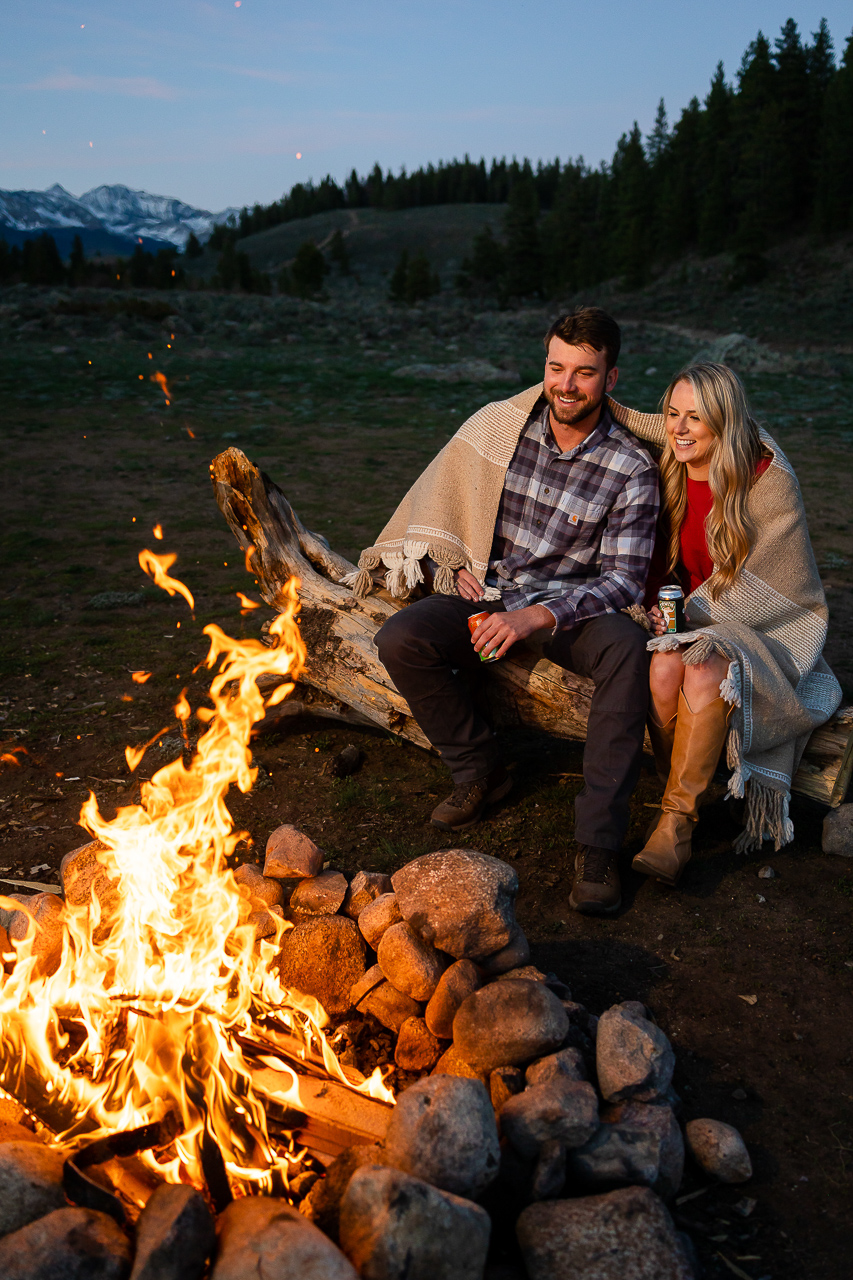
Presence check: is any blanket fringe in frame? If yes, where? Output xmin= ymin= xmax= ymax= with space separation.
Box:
xmin=733 ymin=781 xmax=794 ymax=854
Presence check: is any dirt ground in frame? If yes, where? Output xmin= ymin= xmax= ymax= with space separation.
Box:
xmin=1 ymin=283 xmax=852 ymax=1279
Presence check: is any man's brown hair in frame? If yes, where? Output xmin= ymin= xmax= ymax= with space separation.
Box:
xmin=543 ymin=307 xmax=621 ymax=371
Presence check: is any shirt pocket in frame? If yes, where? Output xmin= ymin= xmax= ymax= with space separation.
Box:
xmin=559 ymin=492 xmax=610 ymax=532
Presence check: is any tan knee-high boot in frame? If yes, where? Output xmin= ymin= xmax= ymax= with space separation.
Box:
xmin=633 ymin=690 xmax=732 ymax=885
xmin=647 ymin=709 xmax=677 ymax=784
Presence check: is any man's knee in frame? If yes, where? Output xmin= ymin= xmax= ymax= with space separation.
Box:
xmin=375 ymin=608 xmax=418 ymax=666
xmin=589 ymin=614 xmax=650 ymax=681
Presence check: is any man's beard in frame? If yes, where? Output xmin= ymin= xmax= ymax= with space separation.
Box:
xmin=545 ymin=384 xmax=605 ymax=427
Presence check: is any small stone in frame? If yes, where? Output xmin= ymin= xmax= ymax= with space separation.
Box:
xmin=477 ymin=926 xmax=530 ymax=976
xmin=431 ymin=1043 xmax=488 ymax=1083
xmin=685 ymin=1119 xmax=753 ymax=1183
xmin=331 ymin=745 xmax=363 ymax=778
xmin=343 ymin=870 xmax=393 ymax=919
xmin=378 ymin=922 xmax=449 ymax=1001
xmin=757 ymin=864 xmax=777 ymax=878
xmin=264 ymin=824 xmax=324 ymax=879
xmin=248 ymin=903 xmax=284 ymax=939
xmin=495 ymin=965 xmax=548 ymax=984
xmin=350 ymin=963 xmax=386 ymax=1008
xmin=733 ymin=1196 xmax=757 ymax=1217
xmin=233 ymin=862 xmax=285 ymax=907
xmin=490 ymin=1065 xmax=524 ymax=1113
xmin=130 ymin=1183 xmax=215 ymax=1280
xmin=339 ymin=1165 xmax=491 ymax=1280
xmin=213 ymin=1195 xmax=358 ymax=1279
xmin=526 ymin=1047 xmax=587 ymax=1087
xmin=384 ymin=1075 xmax=500 ymax=1199
xmin=0 ymin=1208 xmax=131 ymax=1280
xmin=60 ymin=840 xmax=119 ymax=912
xmin=425 ymin=959 xmax=481 ymax=1039
xmin=279 ymin=916 xmax=367 ymax=1017
xmin=530 ymin=1139 xmax=567 ymax=1201
xmin=358 ymin=893 xmax=403 ymax=949
xmin=823 ymin=803 xmax=853 ymax=856
xmin=453 ymin=980 xmax=569 ymax=1073
xmin=391 ymin=849 xmax=518 ymax=960
xmin=357 ymin=981 xmax=422 ymax=1033
xmin=569 ymin=1102 xmax=684 ymax=1198
xmin=0 ymin=1140 xmax=66 ymax=1235
xmin=596 ymin=1004 xmax=675 ymax=1102
xmin=499 ymin=1079 xmax=599 ymax=1160
xmin=7 ymin=893 xmax=65 ymax=976
xmin=394 ymin=1017 xmax=443 ymax=1072
xmin=290 ymin=869 xmax=348 ymax=915
xmin=517 ymin=1186 xmax=695 ymax=1280
xmin=615 ymin=1000 xmax=648 ymax=1020
xmin=303 ymin=1144 xmax=386 ymax=1243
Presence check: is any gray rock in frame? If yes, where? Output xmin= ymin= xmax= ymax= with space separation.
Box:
xmin=432 ymin=1044 xmax=489 ymax=1083
xmin=357 ymin=981 xmax=423 ymax=1034
xmin=685 ymin=1119 xmax=753 ymax=1183
xmin=604 ymin=1102 xmax=684 ymax=1197
xmin=7 ymin=893 xmax=65 ymax=975
xmin=264 ymin=825 xmax=324 ymax=879
xmin=425 ymin=959 xmax=481 ymax=1039
xmin=384 ymin=1075 xmax=500 ymax=1199
xmin=291 ymin=869 xmax=349 ymax=915
xmin=391 ymin=849 xmax=517 ymax=960
xmin=477 ymin=926 xmax=530 ymax=976
xmin=213 ymin=1195 xmax=358 ymax=1279
xmin=500 ymin=1079 xmax=599 ymax=1159
xmin=530 ymin=1139 xmax=567 ymax=1202
xmin=0 ymin=1139 xmax=66 ymax=1234
xmin=0 ymin=1207 xmax=132 ymax=1280
xmin=392 ymin=359 xmax=519 ymax=384
xmin=0 ymin=894 xmax=28 ymax=933
xmin=377 ymin=922 xmax=449 ymax=1001
xmin=303 ymin=1144 xmax=387 ymax=1244
xmin=130 ymin=1183 xmax=214 ymax=1280
xmin=596 ymin=1005 xmax=675 ymax=1102
xmin=331 ymin=745 xmax=363 ymax=778
xmin=822 ymin=804 xmax=853 ymax=856
xmin=453 ymin=980 xmax=569 ymax=1073
xmin=517 ymin=1186 xmax=695 ymax=1280
xmin=358 ymin=894 xmax=403 ymax=949
xmin=340 ymin=1165 xmax=491 ymax=1280
xmin=233 ymin=862 xmax=285 ymax=908
xmin=350 ymin=963 xmax=386 ymax=1008
xmin=490 ymin=1065 xmax=524 ymax=1114
xmin=568 ymin=1103 xmax=684 ymax=1199
xmin=494 ymin=965 xmax=548 ymax=985
xmin=757 ymin=864 xmax=777 ymax=879
xmin=526 ymin=1047 xmax=587 ymax=1087
xmin=343 ymin=870 xmax=393 ymax=919
xmin=279 ymin=916 xmax=367 ymax=1017
xmin=60 ymin=840 xmax=119 ymax=912
xmin=394 ymin=1017 xmax=443 ymax=1072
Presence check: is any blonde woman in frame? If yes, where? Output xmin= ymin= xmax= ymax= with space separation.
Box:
xmin=627 ymin=362 xmax=841 ymax=884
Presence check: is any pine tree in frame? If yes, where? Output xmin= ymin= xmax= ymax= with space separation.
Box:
xmin=68 ymin=234 xmax=87 ymax=286
xmin=456 ymin=224 xmax=506 ymax=294
xmin=646 ymin=99 xmax=670 ymax=164
xmin=697 ymin=65 xmax=733 ymax=254
xmin=815 ymin=28 xmax=853 ymax=233
xmin=610 ymin=124 xmax=651 ymax=288
xmin=655 ymin=97 xmax=702 ymax=258
xmin=329 ymin=228 xmax=351 ymax=275
xmin=184 ymin=231 xmax=203 ymax=259
xmin=503 ymin=176 xmax=543 ymax=298
xmin=288 ymin=241 xmax=327 ymax=297
xmin=388 ymin=250 xmax=409 ymax=302
xmin=405 ymin=251 xmax=440 ymax=302
xmin=772 ymin=19 xmax=812 ymax=223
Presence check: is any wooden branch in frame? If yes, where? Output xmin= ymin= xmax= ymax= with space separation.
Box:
xmin=211 ymin=448 xmax=853 ymax=808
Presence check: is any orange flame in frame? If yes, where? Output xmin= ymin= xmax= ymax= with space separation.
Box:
xmin=151 ymin=371 xmax=172 ymax=405
xmin=138 ymin=550 xmax=195 ymax=613
xmin=153 ymin=524 xmax=164 ymax=541
xmin=236 ymin=593 xmax=261 ymax=611
xmin=131 ymin=671 xmax=152 ymax=684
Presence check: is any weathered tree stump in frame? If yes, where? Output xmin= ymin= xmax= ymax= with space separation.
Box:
xmin=211 ymin=448 xmax=853 ymax=808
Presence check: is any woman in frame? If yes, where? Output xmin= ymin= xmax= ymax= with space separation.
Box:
xmin=630 ymin=362 xmax=841 ymax=884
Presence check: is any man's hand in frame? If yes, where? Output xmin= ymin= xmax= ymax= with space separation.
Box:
xmin=471 ymin=604 xmax=556 ymax=660
xmin=454 ymin=567 xmax=484 ymax=602
xmin=647 ymin=604 xmax=666 ymax=636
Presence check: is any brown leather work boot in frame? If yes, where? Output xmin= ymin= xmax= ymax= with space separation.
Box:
xmin=569 ymin=846 xmax=621 ymax=915
xmin=430 ymin=765 xmax=512 ymax=830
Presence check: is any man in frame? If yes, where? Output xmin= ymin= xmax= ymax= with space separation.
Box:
xmin=363 ymin=307 xmax=658 ymax=913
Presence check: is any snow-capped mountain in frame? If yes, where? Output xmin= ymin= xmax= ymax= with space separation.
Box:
xmin=0 ymin=183 xmax=239 ymax=248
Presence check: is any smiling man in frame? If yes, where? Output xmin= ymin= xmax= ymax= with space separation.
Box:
xmin=369 ymin=307 xmax=659 ymax=913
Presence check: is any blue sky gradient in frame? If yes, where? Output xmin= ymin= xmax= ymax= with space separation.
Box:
xmin=3 ymin=2 xmax=852 ymax=212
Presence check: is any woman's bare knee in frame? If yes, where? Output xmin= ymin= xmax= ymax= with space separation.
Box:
xmin=649 ymin=651 xmax=685 ymax=703
xmin=683 ymin=655 xmax=729 ymax=710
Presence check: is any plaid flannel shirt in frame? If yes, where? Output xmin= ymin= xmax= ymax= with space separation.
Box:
xmin=486 ymin=398 xmax=659 ymax=631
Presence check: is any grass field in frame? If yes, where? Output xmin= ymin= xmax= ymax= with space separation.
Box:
xmin=1 ymin=276 xmax=852 ymax=1279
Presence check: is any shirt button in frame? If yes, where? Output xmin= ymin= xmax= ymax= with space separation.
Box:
xmin=544 ymin=487 xmax=550 ymax=494
xmin=536 ymin=519 xmax=542 ymax=526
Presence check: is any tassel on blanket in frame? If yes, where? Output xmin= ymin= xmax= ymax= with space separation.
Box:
xmin=341 ymin=549 xmax=382 ymax=597
xmin=622 ymin=603 xmax=652 ymax=634
xmin=733 ymin=781 xmax=794 ymax=854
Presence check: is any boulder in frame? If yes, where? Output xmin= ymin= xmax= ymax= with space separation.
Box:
xmin=60 ymin=840 xmax=119 ymax=913
xmin=489 ymin=1065 xmax=525 ymax=1114
xmin=499 ymin=1079 xmax=599 ymax=1160
xmin=476 ymin=926 xmax=530 ymax=977
xmin=602 ymin=1102 xmax=684 ymax=1198
xmin=350 ymin=964 xmax=386 ymax=1008
xmin=425 ymin=959 xmax=481 ymax=1039
xmin=264 ymin=825 xmax=324 ymax=880
xmin=279 ymin=916 xmax=367 ymax=1017
xmin=339 ymin=1165 xmax=491 ymax=1280
xmin=530 ymin=1139 xmax=567 ymax=1202
xmin=291 ymin=869 xmax=349 ymax=916
xmin=453 ymin=980 xmax=569 ymax=1073
xmin=391 ymin=849 xmax=517 ymax=960
xmin=384 ymin=1075 xmax=500 ymax=1199
xmin=213 ymin=1195 xmax=358 ymax=1279
xmin=596 ymin=1005 xmax=675 ymax=1102
xmin=249 ymin=904 xmax=284 ymax=939
xmin=0 ymin=1139 xmax=66 ymax=1235
xmin=685 ymin=1119 xmax=752 ymax=1183
xmin=7 ymin=893 xmax=65 ymax=976
xmin=358 ymin=894 xmax=403 ymax=949
xmin=343 ymin=871 xmax=393 ymax=919
xmin=517 ymin=1186 xmax=695 ymax=1280
xmin=0 ymin=1207 xmax=132 ymax=1280
xmin=377 ymin=922 xmax=448 ymax=1002
xmin=394 ymin=1017 xmax=443 ymax=1072
xmin=130 ymin=1183 xmax=215 ymax=1280
xmin=567 ymin=1105 xmax=684 ymax=1199
xmin=822 ymin=804 xmax=853 ymax=856
xmin=233 ymin=862 xmax=285 ymax=908
xmin=431 ymin=1044 xmax=488 ymax=1083
xmin=303 ymin=1144 xmax=387 ymax=1244
xmin=356 ymin=981 xmax=422 ymax=1034
xmin=526 ymin=1047 xmax=587 ymax=1087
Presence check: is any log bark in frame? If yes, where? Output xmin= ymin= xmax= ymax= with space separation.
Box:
xmin=211 ymin=448 xmax=853 ymax=808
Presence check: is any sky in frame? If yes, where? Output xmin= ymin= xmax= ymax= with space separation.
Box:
xmin=2 ymin=1 xmax=852 ymax=214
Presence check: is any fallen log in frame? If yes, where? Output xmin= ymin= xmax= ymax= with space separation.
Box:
xmin=210 ymin=448 xmax=853 ymax=808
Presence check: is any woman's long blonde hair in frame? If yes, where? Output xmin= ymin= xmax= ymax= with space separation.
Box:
xmin=660 ymin=362 xmax=764 ymax=600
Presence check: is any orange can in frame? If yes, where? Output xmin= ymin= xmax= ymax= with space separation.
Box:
xmin=467 ymin=610 xmax=500 ymax=662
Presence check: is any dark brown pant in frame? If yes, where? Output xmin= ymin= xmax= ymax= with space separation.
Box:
xmin=375 ymin=595 xmax=650 ymax=851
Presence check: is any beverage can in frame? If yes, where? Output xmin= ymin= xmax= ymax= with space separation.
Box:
xmin=467 ymin=610 xmax=500 ymax=662
xmin=658 ymin=585 xmax=685 ymax=634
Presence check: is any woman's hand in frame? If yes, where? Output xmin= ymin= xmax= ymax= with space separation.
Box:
xmin=454 ymin=567 xmax=484 ymax=602
xmin=647 ymin=604 xmax=667 ymax=636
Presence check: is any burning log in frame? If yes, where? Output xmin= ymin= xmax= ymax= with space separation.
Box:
xmin=210 ymin=447 xmax=853 ymax=808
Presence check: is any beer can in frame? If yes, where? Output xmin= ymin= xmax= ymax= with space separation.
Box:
xmin=658 ymin=585 xmax=685 ymax=634
xmin=468 ymin=610 xmax=500 ymax=662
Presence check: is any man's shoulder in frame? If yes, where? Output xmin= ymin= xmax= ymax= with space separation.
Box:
xmin=597 ymin=419 xmax=659 ymax=476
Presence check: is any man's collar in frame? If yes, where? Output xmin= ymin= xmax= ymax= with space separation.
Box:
xmin=535 ymin=400 xmax=613 ymax=458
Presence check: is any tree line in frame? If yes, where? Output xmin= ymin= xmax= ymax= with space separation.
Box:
xmin=0 ymin=233 xmax=186 ymax=290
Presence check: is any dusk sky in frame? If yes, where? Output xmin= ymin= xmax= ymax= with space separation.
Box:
xmin=4 ymin=2 xmax=852 ymax=213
